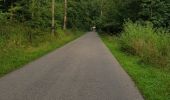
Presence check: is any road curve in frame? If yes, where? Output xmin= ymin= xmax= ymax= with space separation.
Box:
xmin=0 ymin=32 xmax=144 ymax=100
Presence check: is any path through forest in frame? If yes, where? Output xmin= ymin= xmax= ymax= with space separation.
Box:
xmin=0 ymin=32 xmax=143 ymax=100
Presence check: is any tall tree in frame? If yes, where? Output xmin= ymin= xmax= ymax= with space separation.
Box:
xmin=9 ymin=0 xmax=13 ymax=20
xmin=31 ymin=0 xmax=35 ymax=19
xmin=51 ymin=0 xmax=55 ymax=35
xmin=63 ymin=0 xmax=67 ymax=30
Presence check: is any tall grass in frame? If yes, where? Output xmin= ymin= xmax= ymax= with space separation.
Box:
xmin=120 ymin=21 xmax=170 ymax=68
xmin=101 ymin=35 xmax=170 ymax=100
xmin=0 ymin=22 xmax=84 ymax=76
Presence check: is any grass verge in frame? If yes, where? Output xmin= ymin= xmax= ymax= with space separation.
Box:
xmin=100 ymin=34 xmax=170 ymax=100
xmin=0 ymin=27 xmax=84 ymax=77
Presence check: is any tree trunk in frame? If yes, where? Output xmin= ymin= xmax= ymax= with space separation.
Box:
xmin=51 ymin=0 xmax=55 ymax=35
xmin=100 ymin=0 xmax=103 ymax=17
xmin=31 ymin=0 xmax=35 ymax=19
xmin=150 ymin=0 xmax=153 ymax=19
xmin=10 ymin=0 xmax=13 ymax=20
xmin=63 ymin=0 xmax=67 ymax=30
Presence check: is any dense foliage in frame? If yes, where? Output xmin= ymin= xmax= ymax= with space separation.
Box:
xmin=1 ymin=0 xmax=170 ymax=31
xmin=0 ymin=0 xmax=63 ymax=28
xmin=98 ymin=0 xmax=170 ymax=33
xmin=120 ymin=21 xmax=170 ymax=67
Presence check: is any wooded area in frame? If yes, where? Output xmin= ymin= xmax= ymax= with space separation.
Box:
xmin=0 ymin=0 xmax=169 ymax=69
xmin=0 ymin=0 xmax=170 ymax=100
xmin=0 ymin=0 xmax=169 ymax=73
xmin=0 ymin=0 xmax=170 ymax=31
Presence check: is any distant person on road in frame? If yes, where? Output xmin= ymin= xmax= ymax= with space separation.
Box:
xmin=91 ymin=26 xmax=96 ymax=32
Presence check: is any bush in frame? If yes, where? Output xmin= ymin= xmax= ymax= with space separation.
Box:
xmin=0 ymin=12 xmax=8 ymax=23
xmin=120 ymin=21 xmax=170 ymax=68
xmin=0 ymin=22 xmax=55 ymax=47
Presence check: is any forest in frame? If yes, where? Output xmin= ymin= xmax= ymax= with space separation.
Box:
xmin=0 ymin=0 xmax=170 ymax=31
xmin=0 ymin=0 xmax=170 ymax=100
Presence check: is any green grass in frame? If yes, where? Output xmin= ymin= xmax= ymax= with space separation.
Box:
xmin=0 ymin=23 xmax=84 ymax=77
xmin=100 ymin=35 xmax=170 ymax=100
xmin=120 ymin=21 xmax=170 ymax=68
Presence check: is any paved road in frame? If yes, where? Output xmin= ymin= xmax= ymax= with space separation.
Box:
xmin=0 ymin=32 xmax=143 ymax=100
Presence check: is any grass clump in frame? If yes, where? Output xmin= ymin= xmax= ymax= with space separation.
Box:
xmin=120 ymin=21 xmax=170 ymax=68
xmin=0 ymin=22 xmax=84 ymax=77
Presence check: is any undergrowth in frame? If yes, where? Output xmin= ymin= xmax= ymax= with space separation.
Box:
xmin=0 ymin=22 xmax=84 ymax=76
xmin=120 ymin=21 xmax=170 ymax=68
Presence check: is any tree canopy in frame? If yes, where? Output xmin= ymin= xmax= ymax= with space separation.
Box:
xmin=0 ymin=0 xmax=170 ymax=32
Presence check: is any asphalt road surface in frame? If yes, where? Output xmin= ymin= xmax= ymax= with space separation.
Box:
xmin=0 ymin=32 xmax=144 ymax=100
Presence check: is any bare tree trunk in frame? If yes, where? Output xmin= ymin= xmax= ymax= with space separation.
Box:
xmin=149 ymin=0 xmax=153 ymax=19
xmin=63 ymin=0 xmax=67 ymax=30
xmin=31 ymin=0 xmax=35 ymax=19
xmin=100 ymin=0 xmax=103 ymax=17
xmin=51 ymin=0 xmax=55 ymax=35
xmin=101 ymin=10 xmax=103 ymax=17
xmin=10 ymin=0 xmax=13 ymax=20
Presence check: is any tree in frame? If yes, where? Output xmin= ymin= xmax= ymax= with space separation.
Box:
xmin=140 ymin=0 xmax=170 ymax=28
xmin=63 ymin=0 xmax=67 ymax=30
xmin=51 ymin=0 xmax=55 ymax=35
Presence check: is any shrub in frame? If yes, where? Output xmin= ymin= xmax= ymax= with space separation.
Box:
xmin=120 ymin=21 xmax=170 ymax=68
xmin=0 ymin=12 xmax=8 ymax=23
